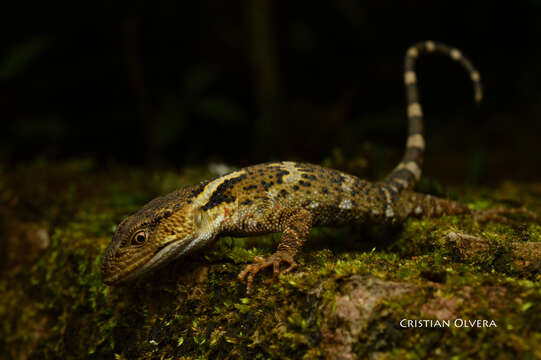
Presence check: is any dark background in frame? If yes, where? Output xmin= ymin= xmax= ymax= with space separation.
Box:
xmin=1 ymin=0 xmax=540 ymax=183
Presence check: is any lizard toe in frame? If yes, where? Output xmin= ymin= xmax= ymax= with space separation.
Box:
xmin=237 ymin=252 xmax=298 ymax=295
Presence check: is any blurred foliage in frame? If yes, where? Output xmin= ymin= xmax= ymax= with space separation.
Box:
xmin=0 ymin=0 xmax=540 ymax=182
xmin=0 ymin=37 xmax=49 ymax=79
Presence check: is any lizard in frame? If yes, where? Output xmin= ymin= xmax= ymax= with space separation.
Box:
xmin=101 ymin=40 xmax=527 ymax=294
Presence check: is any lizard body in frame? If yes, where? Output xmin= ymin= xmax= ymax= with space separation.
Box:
xmin=101 ymin=41 xmax=486 ymax=293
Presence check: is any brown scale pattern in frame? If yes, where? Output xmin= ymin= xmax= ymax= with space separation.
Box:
xmin=215 ymin=162 xmax=380 ymax=232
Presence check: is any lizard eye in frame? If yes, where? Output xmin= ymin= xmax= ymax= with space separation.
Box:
xmin=131 ymin=230 xmax=147 ymax=246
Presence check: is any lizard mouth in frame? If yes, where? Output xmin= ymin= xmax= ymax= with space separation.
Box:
xmin=101 ymin=263 xmax=140 ymax=286
xmin=102 ymin=237 xmax=196 ymax=286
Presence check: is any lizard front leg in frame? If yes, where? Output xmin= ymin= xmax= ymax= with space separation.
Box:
xmin=238 ymin=208 xmax=312 ymax=295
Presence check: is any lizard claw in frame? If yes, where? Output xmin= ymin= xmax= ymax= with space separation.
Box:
xmin=238 ymin=252 xmax=297 ymax=295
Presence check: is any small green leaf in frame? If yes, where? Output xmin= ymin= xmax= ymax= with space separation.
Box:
xmin=520 ymin=302 xmax=533 ymax=312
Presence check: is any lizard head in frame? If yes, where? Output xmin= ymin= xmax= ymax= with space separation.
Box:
xmin=101 ymin=187 xmax=212 ymax=285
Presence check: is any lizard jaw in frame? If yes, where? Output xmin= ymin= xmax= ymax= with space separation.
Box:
xmin=103 ymin=237 xmax=196 ymax=285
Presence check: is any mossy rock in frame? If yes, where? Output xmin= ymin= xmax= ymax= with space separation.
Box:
xmin=1 ymin=160 xmax=540 ymax=359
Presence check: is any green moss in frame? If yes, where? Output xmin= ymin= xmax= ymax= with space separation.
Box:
xmin=0 ymin=161 xmax=540 ymax=359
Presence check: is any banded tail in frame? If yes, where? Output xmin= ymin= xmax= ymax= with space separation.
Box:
xmin=385 ymin=40 xmax=483 ymax=191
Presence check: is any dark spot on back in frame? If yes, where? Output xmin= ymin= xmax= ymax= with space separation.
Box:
xmin=276 ymin=170 xmax=290 ymax=184
xmin=190 ymin=181 xmax=209 ymax=198
xmin=201 ymin=174 xmax=247 ymax=210
xmin=331 ymin=176 xmax=345 ymax=185
xmin=260 ymin=180 xmax=273 ymax=191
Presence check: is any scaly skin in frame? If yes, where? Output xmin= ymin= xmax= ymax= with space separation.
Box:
xmin=101 ymin=41 xmax=514 ymax=294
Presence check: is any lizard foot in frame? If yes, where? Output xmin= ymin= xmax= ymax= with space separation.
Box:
xmin=238 ymin=251 xmax=297 ymax=295
xmin=473 ymin=206 xmax=537 ymax=223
